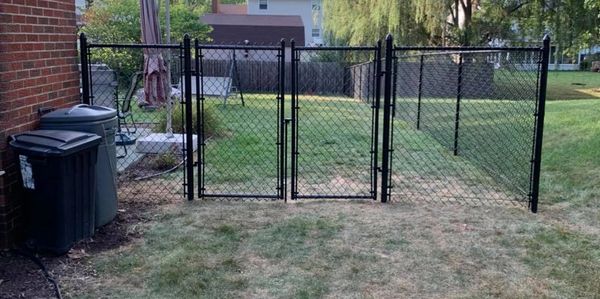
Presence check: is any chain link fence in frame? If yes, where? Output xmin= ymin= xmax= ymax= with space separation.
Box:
xmin=84 ymin=43 xmax=188 ymax=202
xmin=196 ymin=44 xmax=285 ymax=200
xmin=80 ymin=35 xmax=549 ymax=212
xmin=291 ymin=46 xmax=380 ymax=200
xmin=388 ymin=47 xmax=544 ymax=206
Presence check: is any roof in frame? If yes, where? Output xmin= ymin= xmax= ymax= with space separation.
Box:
xmin=217 ymin=4 xmax=247 ymax=15
xmin=202 ymin=14 xmax=304 ymax=27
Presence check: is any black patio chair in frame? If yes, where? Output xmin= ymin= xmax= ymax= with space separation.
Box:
xmin=116 ymin=71 xmax=143 ymax=156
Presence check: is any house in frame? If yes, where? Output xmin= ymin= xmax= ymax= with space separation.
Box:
xmin=205 ymin=0 xmax=323 ymax=46
xmin=0 ymin=0 xmax=81 ymax=248
xmin=246 ymin=0 xmax=323 ymax=46
xmin=202 ymin=13 xmax=305 ymax=47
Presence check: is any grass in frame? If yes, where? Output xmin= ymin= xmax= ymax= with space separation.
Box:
xmin=69 ymin=72 xmax=600 ymax=297
xmin=546 ymin=71 xmax=600 ymax=100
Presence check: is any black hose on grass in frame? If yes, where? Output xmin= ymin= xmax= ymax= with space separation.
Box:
xmin=11 ymin=248 xmax=63 ymax=299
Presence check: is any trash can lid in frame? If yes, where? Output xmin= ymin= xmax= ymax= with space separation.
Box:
xmin=41 ymin=104 xmax=117 ymax=123
xmin=9 ymin=130 xmax=102 ymax=157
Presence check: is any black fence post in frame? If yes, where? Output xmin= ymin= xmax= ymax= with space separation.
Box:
xmin=290 ymin=39 xmax=298 ymax=200
xmin=453 ymin=53 xmax=464 ymax=156
xmin=279 ymin=39 xmax=286 ymax=201
xmin=416 ymin=55 xmax=424 ymax=130
xmin=530 ymin=35 xmax=550 ymax=213
xmin=372 ymin=40 xmax=382 ymax=200
xmin=195 ymin=39 xmax=203 ymax=199
xmin=380 ymin=34 xmax=394 ymax=203
xmin=79 ymin=33 xmax=90 ymax=105
xmin=183 ymin=34 xmax=194 ymax=201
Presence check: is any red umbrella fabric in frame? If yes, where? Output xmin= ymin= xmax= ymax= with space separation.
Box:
xmin=140 ymin=0 xmax=169 ymax=107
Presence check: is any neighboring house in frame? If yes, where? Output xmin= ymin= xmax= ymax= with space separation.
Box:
xmin=246 ymin=0 xmax=323 ymax=46
xmin=206 ymin=0 xmax=322 ymax=46
xmin=202 ymin=13 xmax=305 ymax=47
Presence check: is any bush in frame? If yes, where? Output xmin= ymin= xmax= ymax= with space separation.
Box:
xmin=580 ymin=61 xmax=590 ymax=71
xmin=148 ymin=151 xmax=180 ymax=171
xmin=591 ymin=61 xmax=600 ymax=73
xmin=582 ymin=53 xmax=600 ymax=71
xmin=155 ymin=102 xmax=221 ymax=137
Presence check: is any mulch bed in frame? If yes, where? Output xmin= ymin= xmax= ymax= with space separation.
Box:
xmin=0 ymin=200 xmax=156 ymax=299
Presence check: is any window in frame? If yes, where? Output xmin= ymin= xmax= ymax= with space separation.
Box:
xmin=312 ymin=28 xmax=320 ymax=37
xmin=259 ymin=0 xmax=268 ymax=10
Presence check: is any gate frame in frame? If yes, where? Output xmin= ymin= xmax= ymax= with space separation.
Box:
xmin=195 ymin=41 xmax=287 ymax=201
xmin=290 ymin=42 xmax=383 ymax=201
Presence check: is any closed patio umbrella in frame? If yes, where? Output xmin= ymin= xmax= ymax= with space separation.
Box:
xmin=140 ymin=0 xmax=173 ymax=135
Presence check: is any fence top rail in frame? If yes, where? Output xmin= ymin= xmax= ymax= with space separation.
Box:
xmin=394 ymin=46 xmax=542 ymax=52
xmin=394 ymin=49 xmax=543 ymax=59
xmin=197 ymin=44 xmax=282 ymax=51
xmin=88 ymin=43 xmax=182 ymax=49
xmin=296 ymin=46 xmax=378 ymax=51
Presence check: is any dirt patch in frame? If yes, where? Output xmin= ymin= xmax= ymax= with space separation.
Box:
xmin=118 ymin=153 xmax=185 ymax=181
xmin=0 ymin=198 xmax=162 ymax=299
xmin=390 ymin=174 xmax=525 ymax=206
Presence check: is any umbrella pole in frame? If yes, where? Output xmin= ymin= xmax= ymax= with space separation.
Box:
xmin=164 ymin=0 xmax=174 ymax=138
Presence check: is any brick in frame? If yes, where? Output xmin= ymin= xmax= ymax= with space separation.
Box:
xmin=0 ymin=0 xmax=79 ymax=249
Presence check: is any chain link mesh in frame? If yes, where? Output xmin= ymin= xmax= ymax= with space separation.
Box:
xmin=197 ymin=46 xmax=283 ymax=200
xmin=87 ymin=45 xmax=187 ymax=202
xmin=389 ymin=49 xmax=542 ymax=205
xmin=292 ymin=48 xmax=379 ymax=199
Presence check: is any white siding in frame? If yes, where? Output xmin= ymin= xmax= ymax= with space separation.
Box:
xmin=247 ymin=0 xmax=323 ymax=46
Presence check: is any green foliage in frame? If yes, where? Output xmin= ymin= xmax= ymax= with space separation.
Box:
xmin=148 ymin=151 xmax=180 ymax=171
xmin=81 ymin=0 xmax=212 ymax=94
xmin=161 ymin=2 xmax=212 ymax=42
xmin=155 ymin=102 xmax=221 ymax=137
xmin=581 ymin=53 xmax=600 ymax=71
xmin=323 ymin=0 xmax=600 ymax=50
xmin=81 ymin=0 xmax=211 ymax=43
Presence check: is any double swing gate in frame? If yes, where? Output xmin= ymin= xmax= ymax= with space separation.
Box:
xmin=81 ymin=34 xmax=549 ymax=212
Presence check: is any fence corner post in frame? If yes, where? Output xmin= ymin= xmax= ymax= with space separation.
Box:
xmin=530 ymin=35 xmax=550 ymax=213
xmin=183 ymin=34 xmax=194 ymax=201
xmin=381 ymin=34 xmax=394 ymax=203
xmin=79 ymin=33 xmax=90 ymax=105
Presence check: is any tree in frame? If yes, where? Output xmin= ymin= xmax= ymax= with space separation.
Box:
xmin=80 ymin=0 xmax=211 ymax=81
xmin=81 ymin=0 xmax=211 ymax=44
xmin=322 ymin=0 xmax=598 ymax=49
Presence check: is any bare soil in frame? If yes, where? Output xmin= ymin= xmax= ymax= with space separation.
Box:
xmin=0 ymin=198 xmax=159 ymax=299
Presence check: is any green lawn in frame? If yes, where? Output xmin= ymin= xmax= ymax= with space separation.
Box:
xmin=72 ymin=72 xmax=600 ymax=297
xmin=547 ymin=71 xmax=600 ymax=100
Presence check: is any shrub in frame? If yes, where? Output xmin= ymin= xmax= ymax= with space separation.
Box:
xmin=591 ymin=61 xmax=600 ymax=73
xmin=582 ymin=53 xmax=600 ymax=72
xmin=148 ymin=151 xmax=179 ymax=171
xmin=155 ymin=102 xmax=221 ymax=137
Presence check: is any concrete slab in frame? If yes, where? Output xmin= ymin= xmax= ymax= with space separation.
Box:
xmin=135 ymin=133 xmax=198 ymax=154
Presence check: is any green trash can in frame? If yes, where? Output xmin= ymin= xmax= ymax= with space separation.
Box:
xmin=10 ymin=130 xmax=101 ymax=254
xmin=40 ymin=104 xmax=118 ymax=228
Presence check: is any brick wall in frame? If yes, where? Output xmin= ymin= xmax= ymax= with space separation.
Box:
xmin=0 ymin=0 xmax=79 ymax=248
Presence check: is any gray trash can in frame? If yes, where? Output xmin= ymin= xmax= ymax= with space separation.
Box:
xmin=40 ymin=104 xmax=118 ymax=228
xmin=10 ymin=130 xmax=101 ymax=254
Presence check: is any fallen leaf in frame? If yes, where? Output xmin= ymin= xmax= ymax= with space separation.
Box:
xmin=67 ymin=249 xmax=89 ymax=259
